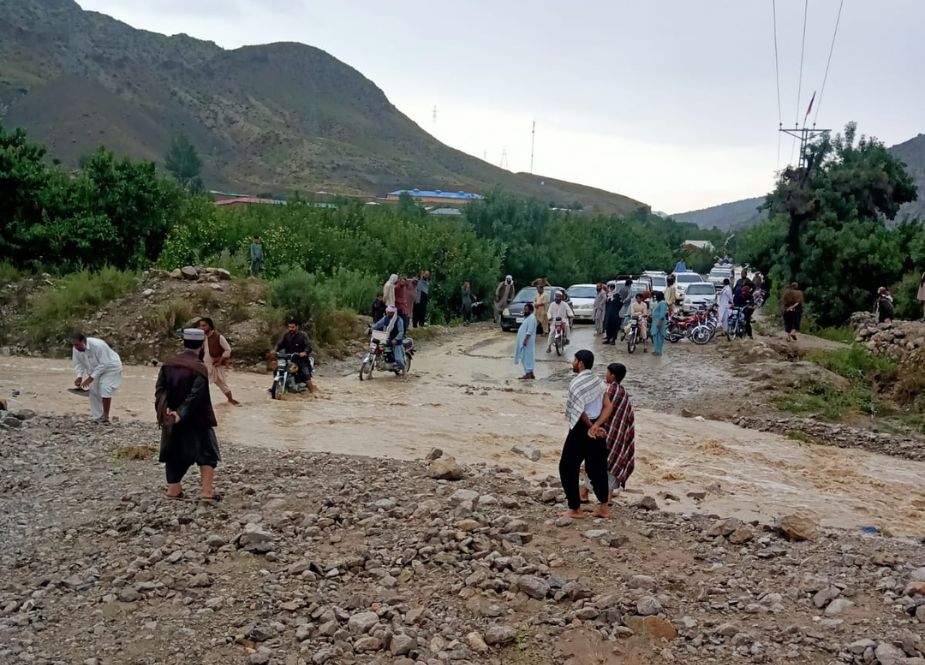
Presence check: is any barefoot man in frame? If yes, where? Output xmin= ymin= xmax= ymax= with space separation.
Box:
xmin=198 ymin=317 xmax=240 ymax=405
xmin=71 ymin=333 xmax=123 ymax=422
xmin=156 ymin=328 xmax=221 ymax=502
xmin=558 ymin=349 xmax=610 ymax=519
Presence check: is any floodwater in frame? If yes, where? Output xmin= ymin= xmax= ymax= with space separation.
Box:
xmin=2 ymin=324 xmax=923 ymax=537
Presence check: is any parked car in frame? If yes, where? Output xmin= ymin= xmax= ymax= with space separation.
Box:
xmin=681 ymin=282 xmax=718 ymax=313
xmin=672 ymin=271 xmax=705 ymax=297
xmin=707 ymin=265 xmax=735 ymax=291
xmin=643 ymin=271 xmax=668 ymax=295
xmin=616 ymin=274 xmax=653 ymax=291
xmin=566 ymin=284 xmax=597 ymax=322
xmin=500 ymin=286 xmax=568 ymax=332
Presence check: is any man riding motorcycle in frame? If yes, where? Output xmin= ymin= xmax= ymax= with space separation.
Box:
xmin=275 ymin=319 xmax=314 ymax=391
xmin=371 ymin=305 xmax=406 ymax=375
xmin=546 ymin=290 xmax=574 ymax=353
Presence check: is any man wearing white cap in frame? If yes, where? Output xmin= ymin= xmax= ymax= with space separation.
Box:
xmin=371 ymin=305 xmax=406 ymax=375
xmin=494 ymin=275 xmax=515 ymax=323
xmin=71 ymin=332 xmax=123 ymax=422
xmin=155 ymin=328 xmax=221 ymax=502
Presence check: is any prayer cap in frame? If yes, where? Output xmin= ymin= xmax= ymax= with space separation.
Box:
xmin=183 ymin=328 xmax=205 ymax=341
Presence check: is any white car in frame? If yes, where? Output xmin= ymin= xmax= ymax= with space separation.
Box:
xmin=682 ymin=282 xmax=718 ymax=313
xmin=643 ymin=271 xmax=668 ymax=295
xmin=673 ymin=271 xmax=705 ymax=297
xmin=707 ymin=265 xmax=735 ymax=291
xmin=566 ymin=284 xmax=597 ymax=322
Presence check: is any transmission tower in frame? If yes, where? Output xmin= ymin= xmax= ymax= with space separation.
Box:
xmin=500 ymin=148 xmax=509 ymax=169
xmin=431 ymin=105 xmax=438 ymax=131
xmin=530 ymin=120 xmax=536 ymax=173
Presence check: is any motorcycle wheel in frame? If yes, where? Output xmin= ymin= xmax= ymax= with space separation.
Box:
xmin=667 ymin=332 xmax=682 ymax=343
xmin=554 ymin=335 xmax=563 ymax=356
xmin=627 ymin=332 xmax=637 ymax=354
xmin=404 ymin=355 xmax=413 ymax=374
xmin=690 ymin=326 xmax=711 ymax=345
xmin=271 ymin=375 xmax=286 ymax=399
xmin=359 ymin=359 xmax=374 ymax=381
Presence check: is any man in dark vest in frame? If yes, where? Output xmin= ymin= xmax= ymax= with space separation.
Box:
xmin=156 ymin=328 xmax=221 ymax=502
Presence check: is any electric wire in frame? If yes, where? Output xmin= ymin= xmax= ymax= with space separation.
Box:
xmin=772 ymin=0 xmax=783 ymax=171
xmin=790 ymin=0 xmax=810 ymax=164
xmin=813 ymin=0 xmax=845 ymax=126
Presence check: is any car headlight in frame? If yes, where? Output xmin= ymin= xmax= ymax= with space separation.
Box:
xmin=503 ymin=308 xmax=510 ymax=317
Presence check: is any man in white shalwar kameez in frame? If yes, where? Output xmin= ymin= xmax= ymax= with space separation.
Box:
xmin=718 ymin=278 xmax=734 ymax=334
xmin=71 ymin=333 xmax=123 ymax=422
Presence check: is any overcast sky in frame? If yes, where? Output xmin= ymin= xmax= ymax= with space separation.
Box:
xmin=76 ymin=0 xmax=925 ymax=212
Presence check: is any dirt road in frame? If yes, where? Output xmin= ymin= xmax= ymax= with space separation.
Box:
xmin=2 ymin=324 xmax=923 ymax=537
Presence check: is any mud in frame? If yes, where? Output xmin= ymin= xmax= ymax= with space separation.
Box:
xmin=2 ymin=323 xmax=924 ymax=538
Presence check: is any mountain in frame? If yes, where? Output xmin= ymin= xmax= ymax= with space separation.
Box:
xmin=672 ymin=134 xmax=925 ymax=229
xmin=0 ymin=0 xmax=646 ymax=215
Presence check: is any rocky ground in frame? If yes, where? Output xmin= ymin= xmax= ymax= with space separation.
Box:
xmin=2 ymin=415 xmax=925 ymax=665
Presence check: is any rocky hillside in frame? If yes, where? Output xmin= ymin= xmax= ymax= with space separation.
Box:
xmin=672 ymin=134 xmax=925 ymax=230
xmin=0 ymin=0 xmax=645 ymax=215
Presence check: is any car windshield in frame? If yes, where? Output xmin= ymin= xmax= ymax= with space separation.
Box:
xmin=513 ymin=287 xmax=564 ymax=302
xmin=676 ymin=273 xmax=701 ymax=283
xmin=709 ymin=269 xmax=733 ymax=278
xmin=648 ymin=275 xmax=667 ymax=287
xmin=687 ymin=284 xmax=715 ymax=295
xmin=567 ymin=286 xmax=597 ymax=299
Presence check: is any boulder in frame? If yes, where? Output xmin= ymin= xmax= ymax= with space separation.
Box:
xmin=777 ymin=515 xmax=817 ymax=541
xmin=516 ymin=575 xmax=550 ymax=600
xmin=180 ymin=266 xmax=199 ymax=280
xmin=428 ymin=456 xmax=464 ymax=480
xmin=484 ymin=625 xmax=517 ymax=646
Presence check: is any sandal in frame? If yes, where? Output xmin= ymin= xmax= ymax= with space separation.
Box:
xmin=166 ymin=492 xmax=185 ymax=500
xmin=200 ymin=493 xmax=223 ymax=504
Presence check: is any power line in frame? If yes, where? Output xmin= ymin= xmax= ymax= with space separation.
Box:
xmin=813 ymin=0 xmax=845 ymax=126
xmin=771 ymin=0 xmax=783 ymax=171
xmin=790 ymin=0 xmax=810 ymax=164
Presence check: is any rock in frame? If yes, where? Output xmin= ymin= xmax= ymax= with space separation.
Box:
xmin=248 ymin=647 xmax=272 ymax=665
xmin=354 ymin=636 xmax=382 ymax=653
xmin=347 ymin=611 xmax=379 ymax=634
xmin=582 ymin=529 xmax=609 ymax=540
xmin=248 ymin=624 xmax=276 ymax=642
xmin=728 ymin=527 xmax=754 ymax=544
xmin=812 ymin=585 xmax=840 ymax=609
xmin=466 ymin=632 xmax=489 ymax=653
xmin=777 ymin=515 xmax=817 ymax=541
xmin=425 ymin=448 xmax=443 ymax=462
xmin=512 ymin=444 xmax=542 ymax=462
xmin=626 ymin=616 xmax=677 ymax=640
xmin=428 ymin=456 xmax=464 ymax=480
xmin=904 ymin=581 xmax=925 ymax=597
xmin=628 ymin=575 xmax=657 ymax=590
xmin=169 ymin=269 xmax=183 ymax=279
xmin=237 ymin=523 xmax=274 ymax=551
xmin=448 ymin=489 xmax=479 ymax=505
xmin=636 ymin=596 xmax=662 ymax=616
xmin=180 ymin=266 xmax=199 ymax=280
xmin=484 ymin=625 xmax=517 ymax=646
xmin=823 ymin=598 xmax=854 ymax=616
xmin=875 ymin=643 xmax=908 ymax=665
xmin=516 ymin=575 xmax=550 ymax=600
xmin=848 ymin=639 xmax=877 ymax=655
xmin=118 ymin=586 xmax=140 ymax=602
xmin=686 ymin=491 xmax=706 ymax=501
xmin=2 ymin=415 xmax=22 ymax=429
xmin=680 ymin=408 xmax=695 ymax=418
xmin=910 ymin=567 xmax=925 ymax=582
xmin=389 ymin=634 xmax=416 ymax=656
xmin=12 ymin=409 xmax=36 ymax=421
xmin=635 ymin=496 xmax=658 ymax=511
xmin=142 ymin=288 xmax=155 ymax=297
xmin=214 ymin=268 xmax=232 ymax=280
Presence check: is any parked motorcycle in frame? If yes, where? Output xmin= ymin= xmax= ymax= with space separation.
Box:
xmin=270 ymin=352 xmax=313 ymax=399
xmin=359 ymin=330 xmax=415 ymax=380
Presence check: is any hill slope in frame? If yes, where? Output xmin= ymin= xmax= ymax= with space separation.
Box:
xmin=0 ymin=0 xmax=645 ymax=215
xmin=672 ymin=134 xmax=925 ymax=229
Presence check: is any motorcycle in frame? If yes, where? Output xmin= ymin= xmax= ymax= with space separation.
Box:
xmin=726 ymin=306 xmax=753 ymax=340
xmin=626 ymin=315 xmax=648 ymax=354
xmin=359 ymin=330 xmax=415 ymax=380
xmin=270 ymin=352 xmax=314 ymax=399
xmin=552 ymin=317 xmax=569 ymax=356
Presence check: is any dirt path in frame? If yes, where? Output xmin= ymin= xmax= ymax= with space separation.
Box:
xmin=2 ymin=324 xmax=923 ymax=537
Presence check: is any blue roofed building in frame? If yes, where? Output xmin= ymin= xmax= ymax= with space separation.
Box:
xmin=387 ymin=188 xmax=483 ymax=204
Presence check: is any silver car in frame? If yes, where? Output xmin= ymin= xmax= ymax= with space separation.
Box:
xmin=566 ymin=284 xmax=598 ymax=322
xmin=681 ymin=282 xmax=717 ymax=313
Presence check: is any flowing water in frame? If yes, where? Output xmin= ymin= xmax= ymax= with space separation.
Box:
xmin=2 ymin=324 xmax=923 ymax=537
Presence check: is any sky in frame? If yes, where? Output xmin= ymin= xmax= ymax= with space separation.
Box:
xmin=75 ymin=0 xmax=925 ymax=212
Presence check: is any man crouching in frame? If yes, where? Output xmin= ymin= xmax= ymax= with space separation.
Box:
xmin=155 ymin=328 xmax=221 ymax=503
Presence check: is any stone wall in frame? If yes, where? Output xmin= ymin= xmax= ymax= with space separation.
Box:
xmin=851 ymin=312 xmax=925 ymax=366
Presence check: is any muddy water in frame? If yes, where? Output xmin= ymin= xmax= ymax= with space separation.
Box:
xmin=2 ymin=324 xmax=923 ymax=537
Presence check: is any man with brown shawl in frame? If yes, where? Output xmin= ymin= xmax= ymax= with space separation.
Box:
xmin=583 ymin=362 xmax=636 ymax=501
xmin=198 ymin=317 xmax=239 ymax=405
xmin=781 ymin=283 xmax=804 ymax=341
xmin=156 ymin=328 xmax=221 ymax=502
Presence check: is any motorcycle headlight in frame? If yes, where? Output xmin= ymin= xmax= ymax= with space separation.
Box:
xmin=503 ymin=308 xmax=510 ymax=317
xmin=289 ymin=363 xmax=299 ymax=373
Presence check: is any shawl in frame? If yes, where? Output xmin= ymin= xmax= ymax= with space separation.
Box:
xmin=565 ymin=370 xmax=604 ymax=429
xmin=383 ymin=275 xmax=398 ymax=306
xmin=603 ymin=383 xmax=636 ymax=488
xmin=781 ymin=287 xmax=803 ymax=311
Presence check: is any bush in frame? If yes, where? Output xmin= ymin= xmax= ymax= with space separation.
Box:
xmin=268 ymin=270 xmax=335 ymax=339
xmin=27 ymin=267 xmax=138 ymax=345
xmin=807 ymin=345 xmax=896 ymax=383
xmin=147 ymin=298 xmax=196 ymax=335
xmin=892 ymin=271 xmax=924 ymax=321
xmin=0 ymin=262 xmax=22 ymax=287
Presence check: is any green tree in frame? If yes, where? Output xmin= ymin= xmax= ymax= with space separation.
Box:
xmin=164 ymin=134 xmax=203 ymax=192
xmin=0 ymin=123 xmax=53 ymax=263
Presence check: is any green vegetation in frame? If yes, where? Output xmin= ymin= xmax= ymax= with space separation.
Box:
xmin=734 ymin=122 xmax=923 ymax=327
xmin=808 ymin=326 xmax=855 ymax=345
xmin=164 ymin=134 xmax=203 ymax=192
xmin=27 ymin=268 xmax=138 ymax=346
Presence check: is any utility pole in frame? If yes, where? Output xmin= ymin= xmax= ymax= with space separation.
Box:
xmin=432 ymin=105 xmax=438 ymax=131
xmin=529 ymin=120 xmax=536 ymax=174
xmin=500 ymin=148 xmax=509 ymax=170
xmin=779 ymin=124 xmax=830 ymax=169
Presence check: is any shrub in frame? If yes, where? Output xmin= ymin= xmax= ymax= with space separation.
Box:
xmin=807 ymin=345 xmax=897 ymax=383
xmin=27 ymin=267 xmax=138 ymax=345
xmin=892 ymin=271 xmax=924 ymax=321
xmin=268 ymin=270 xmax=335 ymax=339
xmin=0 ymin=262 xmax=22 ymax=287
xmin=147 ymin=298 xmax=196 ymax=335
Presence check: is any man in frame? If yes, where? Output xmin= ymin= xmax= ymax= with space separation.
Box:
xmin=559 ymin=350 xmax=609 ymax=519
xmin=593 ymin=283 xmax=607 ymax=335
xmin=494 ymin=276 xmax=515 ymax=324
xmin=534 ymin=284 xmax=549 ymax=336
xmin=603 ymin=282 xmax=622 ymax=345
xmin=372 ymin=305 xmax=406 ymax=375
xmin=717 ymin=278 xmax=734 ymax=335
xmin=276 ymin=319 xmax=314 ymax=391
xmin=546 ymin=290 xmax=574 ymax=352
xmin=413 ymin=270 xmax=431 ymax=328
xmin=71 ymin=333 xmax=123 ymax=422
xmin=733 ymin=284 xmax=755 ymax=338
xmin=198 ymin=317 xmax=240 ymax=405
xmin=249 ymin=236 xmax=264 ymax=276
xmin=734 ymin=269 xmax=752 ymax=298
xmin=156 ymin=328 xmax=221 ymax=502
xmin=397 ymin=276 xmax=418 ymax=332
xmin=616 ymin=279 xmax=632 ymax=337
xmin=371 ymin=293 xmax=387 ymax=323
xmin=514 ymin=303 xmax=537 ymax=380
xmin=674 ymin=258 xmax=687 ymax=273
xmin=665 ymin=275 xmax=679 ymax=314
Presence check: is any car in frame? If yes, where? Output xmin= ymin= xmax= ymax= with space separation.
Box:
xmin=500 ymin=286 xmax=568 ymax=331
xmin=681 ymin=282 xmax=717 ymax=313
xmin=707 ymin=265 xmax=735 ymax=291
xmin=643 ymin=271 xmax=668 ymax=294
xmin=565 ymin=284 xmax=598 ymax=322
xmin=616 ymin=274 xmax=653 ymax=291
xmin=672 ymin=271 xmax=705 ymax=297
